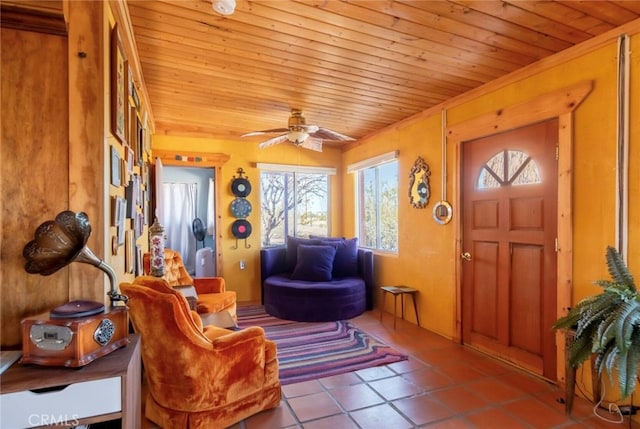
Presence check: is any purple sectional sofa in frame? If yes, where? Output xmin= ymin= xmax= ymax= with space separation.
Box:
xmin=260 ymin=236 xmax=374 ymax=322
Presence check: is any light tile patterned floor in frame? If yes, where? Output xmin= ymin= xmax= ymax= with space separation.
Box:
xmin=142 ymin=306 xmax=640 ymax=429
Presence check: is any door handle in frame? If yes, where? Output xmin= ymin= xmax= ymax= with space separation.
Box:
xmin=461 ymin=252 xmax=472 ymax=261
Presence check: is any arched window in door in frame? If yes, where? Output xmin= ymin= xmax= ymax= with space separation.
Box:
xmin=477 ymin=149 xmax=541 ymax=189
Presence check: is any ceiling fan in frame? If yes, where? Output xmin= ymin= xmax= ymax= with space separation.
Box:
xmin=241 ymin=109 xmax=355 ymax=152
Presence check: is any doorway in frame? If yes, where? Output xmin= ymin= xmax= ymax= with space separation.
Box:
xmin=161 ymin=166 xmax=216 ymax=275
xmin=461 ymin=119 xmax=558 ymax=379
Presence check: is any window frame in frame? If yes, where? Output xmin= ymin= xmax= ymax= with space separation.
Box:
xmin=348 ymin=151 xmax=399 ymax=253
xmin=257 ymin=163 xmax=335 ymax=247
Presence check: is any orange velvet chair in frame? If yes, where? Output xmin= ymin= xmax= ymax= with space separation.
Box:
xmin=121 ymin=276 xmax=281 ymax=429
xmin=143 ymin=248 xmax=236 ymax=319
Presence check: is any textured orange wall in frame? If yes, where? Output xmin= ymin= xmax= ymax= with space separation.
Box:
xmin=152 ymin=136 xmax=343 ymax=302
xmin=342 ymin=34 xmax=639 ymax=339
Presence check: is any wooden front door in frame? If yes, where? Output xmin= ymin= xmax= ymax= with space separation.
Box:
xmin=461 ymin=119 xmax=558 ymax=379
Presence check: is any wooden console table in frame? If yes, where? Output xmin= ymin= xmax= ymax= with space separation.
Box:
xmin=0 ymin=334 xmax=141 ymax=428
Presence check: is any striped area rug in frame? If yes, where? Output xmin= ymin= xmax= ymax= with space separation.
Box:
xmin=237 ymin=305 xmax=408 ymax=385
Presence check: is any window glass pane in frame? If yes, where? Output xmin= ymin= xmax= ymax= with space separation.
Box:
xmin=508 ymin=150 xmax=541 ymax=185
xmin=378 ymin=162 xmax=398 ymax=251
xmin=260 ymin=170 xmax=328 ymax=247
xmin=356 ymin=161 xmax=398 ymax=252
xmin=478 ymin=167 xmax=501 ymax=189
xmin=260 ymin=172 xmax=287 ymax=247
xmin=476 ymin=149 xmax=541 ymax=189
xmin=362 ymin=168 xmax=377 ymax=248
xmin=295 ymin=174 xmax=328 ymax=238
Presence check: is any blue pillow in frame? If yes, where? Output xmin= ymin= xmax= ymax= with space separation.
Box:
xmin=291 ymin=244 xmax=336 ymax=282
xmin=285 ymin=235 xmax=321 ymax=272
xmin=321 ymin=237 xmax=359 ymax=278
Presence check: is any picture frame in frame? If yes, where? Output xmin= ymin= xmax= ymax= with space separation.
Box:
xmin=129 ymin=104 xmax=138 ymax=152
xmin=125 ymin=230 xmax=134 ymax=274
xmin=125 ymin=174 xmax=139 ymax=219
xmin=110 ymin=23 xmax=127 ymax=144
xmin=110 ymin=196 xmax=119 ymax=227
xmin=135 ymin=244 xmax=144 ymax=276
xmin=131 ymin=79 xmax=140 ymax=110
xmin=110 ymin=146 xmax=121 ymax=187
xmin=135 ymin=212 xmax=144 ymax=240
xmin=117 ymin=198 xmax=127 ymax=246
xmin=136 ymin=116 xmax=144 ymax=166
xmin=125 ymin=144 xmax=134 ymax=177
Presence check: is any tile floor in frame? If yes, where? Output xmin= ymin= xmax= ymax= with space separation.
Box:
xmin=142 ymin=306 xmax=640 ymax=428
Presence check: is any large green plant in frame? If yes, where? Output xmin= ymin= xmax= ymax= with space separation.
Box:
xmin=553 ymin=246 xmax=639 ymax=399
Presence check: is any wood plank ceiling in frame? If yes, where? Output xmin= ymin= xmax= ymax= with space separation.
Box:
xmin=127 ymin=0 xmax=640 ymax=148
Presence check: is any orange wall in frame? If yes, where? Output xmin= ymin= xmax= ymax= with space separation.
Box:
xmin=152 ymin=136 xmax=343 ymax=302
xmin=343 ymin=32 xmax=639 ymax=339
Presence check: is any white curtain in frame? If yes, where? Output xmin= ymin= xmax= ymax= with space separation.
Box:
xmin=206 ymin=177 xmax=215 ymax=235
xmin=162 ymin=183 xmax=197 ymax=273
xmin=155 ymin=157 xmax=164 ymax=223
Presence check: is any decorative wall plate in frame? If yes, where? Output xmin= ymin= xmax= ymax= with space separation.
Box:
xmin=230 ymin=197 xmax=252 ymax=218
xmin=231 ymin=177 xmax=251 ymax=197
xmin=231 ymin=219 xmax=252 ymax=238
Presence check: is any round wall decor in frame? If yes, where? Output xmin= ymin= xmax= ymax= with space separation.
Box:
xmin=230 ymin=197 xmax=252 ymax=218
xmin=231 ymin=219 xmax=252 ymax=239
xmin=231 ymin=177 xmax=251 ymax=197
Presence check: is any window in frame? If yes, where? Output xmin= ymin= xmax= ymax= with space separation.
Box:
xmin=349 ymin=152 xmax=399 ymax=252
xmin=477 ymin=149 xmax=541 ymax=189
xmin=258 ymin=164 xmax=334 ymax=247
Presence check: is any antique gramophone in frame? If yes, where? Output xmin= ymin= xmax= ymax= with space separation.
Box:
xmin=20 ymin=210 xmax=129 ymax=367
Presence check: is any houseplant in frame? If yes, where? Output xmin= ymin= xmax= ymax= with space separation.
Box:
xmin=553 ymin=246 xmax=639 ymax=400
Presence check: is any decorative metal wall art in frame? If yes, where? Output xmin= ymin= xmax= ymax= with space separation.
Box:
xmin=230 ymin=168 xmax=251 ymax=249
xmin=409 ymin=156 xmax=431 ymax=209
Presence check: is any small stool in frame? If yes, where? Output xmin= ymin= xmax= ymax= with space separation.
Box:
xmin=379 ymin=286 xmax=420 ymax=329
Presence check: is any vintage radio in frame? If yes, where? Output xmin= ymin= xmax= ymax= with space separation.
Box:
xmin=20 ymin=303 xmax=129 ymax=367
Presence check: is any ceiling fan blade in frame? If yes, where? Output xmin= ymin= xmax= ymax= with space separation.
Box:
xmin=241 ymin=128 xmax=289 ymax=137
xmin=299 ymin=137 xmax=323 ymax=152
xmin=299 ymin=124 xmax=319 ymax=134
xmin=310 ymin=127 xmax=356 ymax=141
xmin=258 ymin=134 xmax=289 ymax=149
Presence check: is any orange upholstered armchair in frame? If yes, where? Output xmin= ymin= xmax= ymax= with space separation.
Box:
xmin=121 ymin=276 xmax=281 ymax=429
xmin=143 ymin=248 xmax=236 ymax=319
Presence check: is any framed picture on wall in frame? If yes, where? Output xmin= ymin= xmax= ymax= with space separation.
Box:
xmin=136 ymin=117 xmax=144 ymax=166
xmin=135 ymin=244 xmax=143 ymax=276
xmin=117 ymin=199 xmax=127 ymax=246
xmin=129 ymin=105 xmax=137 ymax=152
xmin=110 ymin=146 xmax=121 ymax=187
xmin=125 ymin=230 xmax=134 ymax=274
xmin=110 ymin=23 xmax=127 ymax=144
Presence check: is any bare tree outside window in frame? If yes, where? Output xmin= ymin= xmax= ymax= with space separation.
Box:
xmin=260 ymin=171 xmax=328 ymax=247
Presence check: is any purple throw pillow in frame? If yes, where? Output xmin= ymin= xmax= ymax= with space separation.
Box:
xmin=320 ymin=237 xmax=359 ymax=278
xmin=291 ymin=244 xmax=336 ymax=282
xmin=285 ymin=235 xmax=321 ymax=272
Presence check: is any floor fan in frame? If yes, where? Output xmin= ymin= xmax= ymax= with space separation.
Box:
xmin=192 ymin=218 xmax=206 ymax=250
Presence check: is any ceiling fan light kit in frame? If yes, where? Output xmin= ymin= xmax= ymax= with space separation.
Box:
xmin=241 ymin=109 xmax=355 ymax=152
xmin=287 ymin=130 xmax=309 ymax=144
xmin=212 ymin=0 xmax=235 ymax=15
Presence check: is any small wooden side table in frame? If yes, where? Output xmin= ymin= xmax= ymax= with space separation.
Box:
xmin=380 ymin=286 xmax=420 ymax=329
xmin=1 ymin=334 xmax=141 ymax=428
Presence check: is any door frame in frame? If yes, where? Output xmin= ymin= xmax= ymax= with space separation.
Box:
xmin=447 ymin=81 xmax=592 ymax=383
xmin=151 ymin=149 xmax=230 ymax=277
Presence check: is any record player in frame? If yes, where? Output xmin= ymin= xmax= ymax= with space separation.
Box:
xmin=20 ymin=211 xmax=130 ymax=367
